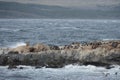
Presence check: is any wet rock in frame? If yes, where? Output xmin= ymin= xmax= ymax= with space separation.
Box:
xmin=35 ymin=66 xmax=42 ymax=69
xmin=19 ymin=67 xmax=24 ymax=69
xmin=49 ymin=45 xmax=60 ymax=50
xmin=0 ymin=40 xmax=120 ymax=68
xmin=8 ymin=65 xmax=17 ymax=69
xmin=105 ymin=65 xmax=115 ymax=69
xmin=8 ymin=51 xmax=19 ymax=54
xmin=115 ymin=72 xmax=118 ymax=75
xmin=0 ymin=55 xmax=8 ymax=65
xmin=83 ymin=62 xmax=110 ymax=67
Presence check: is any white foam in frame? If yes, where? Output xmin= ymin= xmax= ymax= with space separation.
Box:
xmin=0 ymin=65 xmax=120 ymax=80
xmin=9 ymin=42 xmax=26 ymax=48
xmin=102 ymin=38 xmax=120 ymax=41
xmin=0 ymin=28 xmax=20 ymax=32
xmin=63 ymin=64 xmax=106 ymax=73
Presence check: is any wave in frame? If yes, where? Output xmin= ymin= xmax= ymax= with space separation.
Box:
xmin=102 ymin=38 xmax=120 ymax=41
xmin=0 ymin=64 xmax=119 ymax=73
xmin=8 ymin=42 xmax=26 ymax=48
xmin=0 ymin=28 xmax=20 ymax=32
xmin=57 ymin=27 xmax=78 ymax=30
xmin=0 ymin=65 xmax=119 ymax=80
xmin=62 ymin=64 xmax=106 ymax=73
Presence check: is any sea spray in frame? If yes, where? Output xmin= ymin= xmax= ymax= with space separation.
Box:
xmin=0 ymin=65 xmax=120 ymax=80
xmin=8 ymin=42 xmax=26 ymax=48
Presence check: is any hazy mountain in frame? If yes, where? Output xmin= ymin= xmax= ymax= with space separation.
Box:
xmin=0 ymin=1 xmax=120 ymax=19
xmin=0 ymin=0 xmax=119 ymax=8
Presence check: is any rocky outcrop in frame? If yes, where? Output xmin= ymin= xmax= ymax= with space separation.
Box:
xmin=33 ymin=43 xmax=50 ymax=52
xmin=0 ymin=40 xmax=120 ymax=68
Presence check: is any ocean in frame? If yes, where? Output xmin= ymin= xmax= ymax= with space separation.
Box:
xmin=0 ymin=19 xmax=120 ymax=47
xmin=0 ymin=19 xmax=120 ymax=80
xmin=0 ymin=65 xmax=120 ymax=80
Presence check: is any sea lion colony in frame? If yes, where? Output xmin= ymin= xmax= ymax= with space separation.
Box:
xmin=7 ymin=40 xmax=120 ymax=54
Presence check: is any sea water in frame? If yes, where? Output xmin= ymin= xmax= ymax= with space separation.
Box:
xmin=0 ymin=65 xmax=120 ymax=80
xmin=0 ymin=19 xmax=120 ymax=47
xmin=0 ymin=19 xmax=120 ymax=80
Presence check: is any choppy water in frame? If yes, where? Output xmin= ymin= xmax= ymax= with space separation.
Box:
xmin=0 ymin=65 xmax=120 ymax=80
xmin=0 ymin=19 xmax=120 ymax=80
xmin=0 ymin=19 xmax=120 ymax=47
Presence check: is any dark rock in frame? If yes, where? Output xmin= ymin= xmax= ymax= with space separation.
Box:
xmin=8 ymin=65 xmax=17 ymax=69
xmin=0 ymin=55 xmax=8 ymax=65
xmin=83 ymin=62 xmax=111 ymax=67
xmin=111 ymin=42 xmax=118 ymax=48
xmin=19 ymin=67 xmax=24 ymax=69
xmin=8 ymin=51 xmax=19 ymax=54
xmin=105 ymin=65 xmax=115 ymax=69
xmin=7 ymin=54 xmax=22 ymax=65
xmin=49 ymin=45 xmax=60 ymax=50
xmin=115 ymin=72 xmax=118 ymax=75
xmin=35 ymin=66 xmax=42 ymax=69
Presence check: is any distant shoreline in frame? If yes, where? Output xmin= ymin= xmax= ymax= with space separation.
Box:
xmin=0 ymin=1 xmax=120 ymax=19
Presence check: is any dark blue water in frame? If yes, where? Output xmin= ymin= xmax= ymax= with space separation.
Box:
xmin=0 ymin=19 xmax=120 ymax=47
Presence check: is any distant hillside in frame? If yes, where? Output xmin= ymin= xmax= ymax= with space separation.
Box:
xmin=0 ymin=1 xmax=120 ymax=19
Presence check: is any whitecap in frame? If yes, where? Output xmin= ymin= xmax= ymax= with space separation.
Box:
xmin=0 ymin=28 xmax=20 ymax=32
xmin=8 ymin=42 xmax=26 ymax=48
xmin=0 ymin=65 xmax=120 ymax=80
xmin=63 ymin=64 xmax=106 ymax=73
xmin=0 ymin=28 xmax=11 ymax=31
xmin=102 ymin=38 xmax=120 ymax=41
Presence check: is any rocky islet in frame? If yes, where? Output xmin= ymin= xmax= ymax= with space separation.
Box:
xmin=0 ymin=40 xmax=120 ymax=69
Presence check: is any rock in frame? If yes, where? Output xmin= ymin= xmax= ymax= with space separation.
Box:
xmin=35 ymin=66 xmax=42 ymax=69
xmin=9 ymin=45 xmax=31 ymax=54
xmin=105 ymin=65 xmax=115 ymax=69
xmin=92 ymin=42 xmax=102 ymax=49
xmin=0 ymin=40 xmax=120 ymax=68
xmin=115 ymin=72 xmax=118 ymax=75
xmin=81 ymin=45 xmax=93 ymax=50
xmin=8 ymin=65 xmax=17 ymax=69
xmin=69 ymin=42 xmax=81 ymax=49
xmin=19 ymin=67 xmax=24 ymax=69
xmin=0 ymin=55 xmax=8 ymax=65
xmin=83 ymin=62 xmax=110 ymax=67
xmin=49 ymin=45 xmax=60 ymax=50
xmin=8 ymin=51 xmax=19 ymax=54
xmin=33 ymin=43 xmax=50 ymax=52
xmin=111 ymin=42 xmax=118 ymax=48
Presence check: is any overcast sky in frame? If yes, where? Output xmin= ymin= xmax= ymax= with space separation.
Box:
xmin=0 ymin=0 xmax=120 ymax=7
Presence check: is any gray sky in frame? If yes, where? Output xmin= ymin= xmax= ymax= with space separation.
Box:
xmin=0 ymin=0 xmax=120 ymax=7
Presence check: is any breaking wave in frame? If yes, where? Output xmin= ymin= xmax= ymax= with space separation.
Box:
xmin=8 ymin=42 xmax=26 ymax=48
xmin=0 ymin=28 xmax=20 ymax=32
xmin=0 ymin=65 xmax=120 ymax=80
